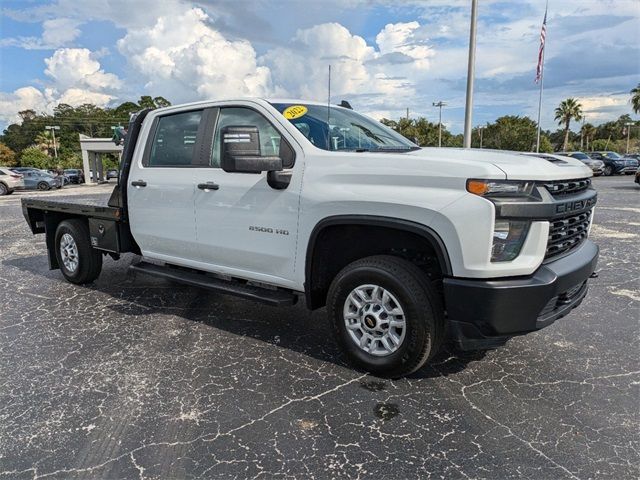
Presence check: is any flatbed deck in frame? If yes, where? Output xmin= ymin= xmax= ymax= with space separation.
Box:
xmin=21 ymin=193 xmax=119 ymax=220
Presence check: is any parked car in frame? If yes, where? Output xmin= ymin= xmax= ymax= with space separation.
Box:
xmin=587 ymin=151 xmax=638 ymax=176
xmin=106 ymin=169 xmax=119 ymax=180
xmin=46 ymin=170 xmax=71 ymax=185
xmin=64 ymin=169 xmax=85 ymax=184
xmin=557 ymin=152 xmax=604 ymax=176
xmin=635 ymin=167 xmax=639 ymax=185
xmin=0 ymin=166 xmax=25 ymax=195
xmin=20 ymin=99 xmax=598 ymax=377
xmin=12 ymin=168 xmax=62 ymax=190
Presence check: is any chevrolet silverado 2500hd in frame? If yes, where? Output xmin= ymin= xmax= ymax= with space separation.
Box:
xmin=21 ymin=99 xmax=598 ymax=377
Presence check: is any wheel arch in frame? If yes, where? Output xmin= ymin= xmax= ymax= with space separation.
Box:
xmin=304 ymin=215 xmax=452 ymax=310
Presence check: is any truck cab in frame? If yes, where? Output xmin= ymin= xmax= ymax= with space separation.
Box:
xmin=21 ymin=98 xmax=598 ymax=377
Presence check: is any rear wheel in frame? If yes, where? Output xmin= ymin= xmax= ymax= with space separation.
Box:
xmin=604 ymin=165 xmax=614 ymax=176
xmin=37 ymin=181 xmax=50 ymax=191
xmin=0 ymin=182 xmax=7 ymax=195
xmin=327 ymin=255 xmax=443 ymax=378
xmin=54 ymin=219 xmax=102 ymax=284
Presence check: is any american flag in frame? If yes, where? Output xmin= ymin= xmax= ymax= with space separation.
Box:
xmin=535 ymin=6 xmax=547 ymax=83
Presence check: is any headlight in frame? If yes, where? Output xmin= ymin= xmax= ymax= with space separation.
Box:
xmin=492 ymin=220 xmax=530 ymax=262
xmin=467 ymin=179 xmax=535 ymax=197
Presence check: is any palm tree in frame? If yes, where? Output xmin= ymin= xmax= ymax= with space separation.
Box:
xmin=581 ymin=123 xmax=596 ymax=151
xmin=631 ymin=83 xmax=640 ymax=114
xmin=555 ymin=98 xmax=583 ymax=151
xmin=34 ymin=131 xmax=54 ymax=156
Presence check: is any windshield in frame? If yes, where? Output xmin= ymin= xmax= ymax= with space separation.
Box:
xmin=569 ymin=152 xmax=590 ymax=160
xmin=603 ymin=152 xmax=622 ymax=159
xmin=270 ymin=103 xmax=418 ymax=152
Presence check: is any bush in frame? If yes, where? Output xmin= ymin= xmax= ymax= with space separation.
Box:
xmin=0 ymin=142 xmax=18 ymax=166
xmin=20 ymin=147 xmax=53 ymax=169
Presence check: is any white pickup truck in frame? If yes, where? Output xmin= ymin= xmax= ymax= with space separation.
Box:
xmin=21 ymin=98 xmax=598 ymax=377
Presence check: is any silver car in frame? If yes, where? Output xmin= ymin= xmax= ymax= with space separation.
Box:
xmin=11 ymin=168 xmax=62 ymax=191
xmin=0 ymin=167 xmax=25 ymax=195
xmin=558 ymin=152 xmax=605 ymax=176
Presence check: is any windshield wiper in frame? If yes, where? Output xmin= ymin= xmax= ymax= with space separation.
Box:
xmin=354 ymin=146 xmax=421 ymax=153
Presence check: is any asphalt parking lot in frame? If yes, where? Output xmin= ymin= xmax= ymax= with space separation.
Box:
xmin=1 ymin=176 xmax=638 ymax=479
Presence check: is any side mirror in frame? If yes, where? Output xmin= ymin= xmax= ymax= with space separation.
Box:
xmin=221 ymin=126 xmax=283 ymax=173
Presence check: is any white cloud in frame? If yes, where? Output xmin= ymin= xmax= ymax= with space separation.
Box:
xmin=41 ymin=18 xmax=82 ymax=46
xmin=0 ymin=87 xmax=49 ymax=124
xmin=262 ymin=23 xmax=375 ymax=100
xmin=376 ymin=22 xmax=433 ymax=69
xmin=117 ymin=7 xmax=273 ymax=102
xmin=44 ymin=48 xmax=121 ymax=91
xmin=0 ymin=49 xmax=120 ymax=125
xmin=56 ymin=88 xmax=114 ymax=107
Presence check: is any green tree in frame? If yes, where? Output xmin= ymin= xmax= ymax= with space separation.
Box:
xmin=539 ymin=135 xmax=553 ymax=153
xmin=0 ymin=142 xmax=18 ymax=166
xmin=137 ymin=95 xmax=172 ymax=109
xmin=20 ymin=147 xmax=53 ymax=169
xmin=554 ymin=98 xmax=583 ymax=151
xmin=631 ymin=83 xmax=640 ymax=114
xmin=581 ymin=123 xmax=596 ymax=151
xmin=482 ymin=115 xmax=538 ymax=151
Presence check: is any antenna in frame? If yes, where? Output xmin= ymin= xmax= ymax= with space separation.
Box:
xmin=327 ymin=65 xmax=331 ymax=149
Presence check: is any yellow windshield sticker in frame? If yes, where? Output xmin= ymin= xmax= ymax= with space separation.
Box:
xmin=283 ymin=105 xmax=308 ymax=119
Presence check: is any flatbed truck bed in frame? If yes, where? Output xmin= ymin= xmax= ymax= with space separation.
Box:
xmin=21 ymin=193 xmax=119 ymax=221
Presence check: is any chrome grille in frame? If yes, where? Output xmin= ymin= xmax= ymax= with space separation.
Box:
xmin=545 ymin=209 xmax=592 ymax=259
xmin=541 ymin=178 xmax=591 ymax=196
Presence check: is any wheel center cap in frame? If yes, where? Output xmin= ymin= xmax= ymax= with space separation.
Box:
xmin=364 ymin=315 xmax=377 ymax=329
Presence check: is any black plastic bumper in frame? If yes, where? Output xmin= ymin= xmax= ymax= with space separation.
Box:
xmin=443 ymin=240 xmax=598 ymax=350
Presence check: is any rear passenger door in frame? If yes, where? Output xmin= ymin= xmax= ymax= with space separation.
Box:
xmin=128 ymin=108 xmax=213 ymax=264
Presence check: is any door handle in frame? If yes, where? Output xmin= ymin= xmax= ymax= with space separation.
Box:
xmin=197 ymin=182 xmax=219 ymax=191
xmin=131 ymin=180 xmax=147 ymax=187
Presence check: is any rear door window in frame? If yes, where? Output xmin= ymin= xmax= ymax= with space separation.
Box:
xmin=146 ymin=110 xmax=203 ymax=167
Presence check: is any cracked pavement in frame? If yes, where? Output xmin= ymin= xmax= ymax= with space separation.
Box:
xmin=1 ymin=177 xmax=638 ymax=479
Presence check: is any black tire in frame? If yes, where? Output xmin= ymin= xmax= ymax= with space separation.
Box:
xmin=37 ymin=181 xmax=50 ymax=191
xmin=327 ymin=255 xmax=444 ymax=378
xmin=604 ymin=165 xmax=613 ymax=176
xmin=54 ymin=219 xmax=102 ymax=284
xmin=0 ymin=182 xmax=7 ymax=196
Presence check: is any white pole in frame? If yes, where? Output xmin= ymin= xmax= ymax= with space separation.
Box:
xmin=535 ymin=46 xmax=546 ymax=153
xmin=463 ymin=0 xmax=478 ymax=148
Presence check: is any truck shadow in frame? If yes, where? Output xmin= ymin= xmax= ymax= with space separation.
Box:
xmin=5 ymin=253 xmax=485 ymax=379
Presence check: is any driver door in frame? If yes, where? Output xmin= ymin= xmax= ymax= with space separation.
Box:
xmin=193 ymin=106 xmax=302 ymax=288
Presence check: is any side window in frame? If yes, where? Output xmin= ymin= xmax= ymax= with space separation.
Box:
xmin=147 ymin=110 xmax=203 ymax=167
xmin=211 ymin=108 xmax=283 ymax=168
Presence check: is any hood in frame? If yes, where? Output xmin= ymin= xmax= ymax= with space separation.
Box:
xmin=405 ymin=148 xmax=592 ymax=181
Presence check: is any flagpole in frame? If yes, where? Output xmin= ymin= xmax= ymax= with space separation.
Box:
xmin=535 ymin=46 xmax=545 ymax=153
xmin=535 ymin=1 xmax=548 ymax=153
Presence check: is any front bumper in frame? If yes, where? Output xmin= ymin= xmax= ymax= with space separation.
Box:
xmin=615 ymin=165 xmax=638 ymax=174
xmin=443 ymin=239 xmax=598 ymax=350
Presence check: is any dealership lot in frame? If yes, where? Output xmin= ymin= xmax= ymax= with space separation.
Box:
xmin=0 ymin=176 xmax=638 ymax=479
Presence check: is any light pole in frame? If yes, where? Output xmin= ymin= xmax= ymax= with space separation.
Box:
xmin=478 ymin=125 xmax=484 ymax=148
xmin=624 ymin=122 xmax=634 ymax=154
xmin=45 ymin=126 xmax=60 ymax=158
xmin=433 ymin=101 xmax=447 ymax=147
xmin=463 ymin=0 xmax=478 ymax=148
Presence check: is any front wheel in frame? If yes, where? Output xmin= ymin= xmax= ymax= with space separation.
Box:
xmin=0 ymin=183 xmax=8 ymax=195
xmin=327 ymin=255 xmax=443 ymax=378
xmin=37 ymin=181 xmax=50 ymax=191
xmin=54 ymin=219 xmax=103 ymax=284
xmin=604 ymin=165 xmax=614 ymax=176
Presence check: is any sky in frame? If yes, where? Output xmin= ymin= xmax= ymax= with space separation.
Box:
xmin=0 ymin=0 xmax=638 ymax=134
